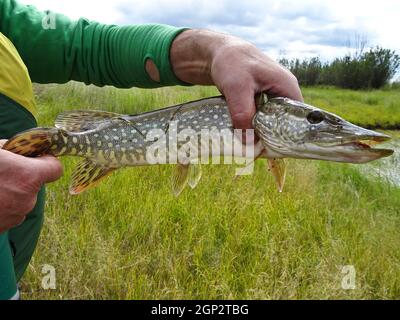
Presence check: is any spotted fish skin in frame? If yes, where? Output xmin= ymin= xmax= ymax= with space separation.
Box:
xmin=50 ymin=120 xmax=150 ymax=167
xmin=48 ymin=96 xmax=235 ymax=167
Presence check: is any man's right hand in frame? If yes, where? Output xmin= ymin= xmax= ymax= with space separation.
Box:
xmin=0 ymin=140 xmax=62 ymax=233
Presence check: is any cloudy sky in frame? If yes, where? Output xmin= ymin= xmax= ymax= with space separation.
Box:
xmin=20 ymin=0 xmax=400 ymax=62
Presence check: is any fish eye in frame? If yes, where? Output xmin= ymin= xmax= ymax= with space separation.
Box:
xmin=307 ymin=110 xmax=324 ymax=124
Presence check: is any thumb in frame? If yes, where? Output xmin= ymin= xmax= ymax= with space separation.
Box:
xmin=28 ymin=155 xmax=63 ymax=183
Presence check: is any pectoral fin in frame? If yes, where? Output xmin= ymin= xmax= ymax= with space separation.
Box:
xmin=267 ymin=158 xmax=287 ymax=192
xmin=70 ymin=159 xmax=115 ymax=195
xmin=171 ymin=163 xmax=189 ymax=197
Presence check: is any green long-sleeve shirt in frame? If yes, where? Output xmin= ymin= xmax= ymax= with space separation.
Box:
xmin=0 ymin=0 xmax=188 ymax=88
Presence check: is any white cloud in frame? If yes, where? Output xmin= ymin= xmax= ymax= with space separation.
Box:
xmin=18 ymin=0 xmax=400 ymax=62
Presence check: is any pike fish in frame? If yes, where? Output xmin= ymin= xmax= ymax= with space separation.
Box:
xmin=2 ymin=94 xmax=394 ymax=195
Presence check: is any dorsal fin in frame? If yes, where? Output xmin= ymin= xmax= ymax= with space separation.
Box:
xmin=55 ymin=110 xmax=122 ymax=132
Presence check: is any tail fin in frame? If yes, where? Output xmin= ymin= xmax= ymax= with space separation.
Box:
xmin=2 ymin=127 xmax=62 ymax=157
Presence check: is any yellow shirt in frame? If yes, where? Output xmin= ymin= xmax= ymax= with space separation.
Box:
xmin=0 ymin=32 xmax=36 ymax=118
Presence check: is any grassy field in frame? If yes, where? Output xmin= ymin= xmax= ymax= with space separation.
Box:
xmin=303 ymin=86 xmax=400 ymax=129
xmin=20 ymin=83 xmax=400 ymax=299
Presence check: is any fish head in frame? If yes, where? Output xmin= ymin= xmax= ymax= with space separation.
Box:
xmin=253 ymin=97 xmax=394 ymax=163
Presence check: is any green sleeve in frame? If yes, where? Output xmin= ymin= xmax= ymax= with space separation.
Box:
xmin=0 ymin=0 xmax=189 ymax=88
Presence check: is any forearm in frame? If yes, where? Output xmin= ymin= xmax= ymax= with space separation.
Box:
xmin=170 ymin=29 xmax=250 ymax=85
xmin=170 ymin=29 xmax=281 ymax=90
xmin=0 ymin=0 xmax=187 ymax=88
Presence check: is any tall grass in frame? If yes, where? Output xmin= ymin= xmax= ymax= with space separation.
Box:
xmin=20 ymin=83 xmax=400 ymax=299
xmin=302 ymin=86 xmax=400 ymax=129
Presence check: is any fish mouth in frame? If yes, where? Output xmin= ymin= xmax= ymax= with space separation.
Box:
xmin=338 ymin=133 xmax=390 ymax=149
xmin=334 ymin=133 xmax=394 ymax=163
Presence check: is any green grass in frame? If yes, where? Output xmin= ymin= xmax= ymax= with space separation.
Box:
xmin=303 ymin=86 xmax=400 ymax=129
xmin=20 ymin=83 xmax=400 ymax=299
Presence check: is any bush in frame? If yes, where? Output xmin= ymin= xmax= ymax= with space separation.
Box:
xmin=280 ymin=57 xmax=323 ymax=86
xmin=280 ymin=47 xmax=400 ymax=90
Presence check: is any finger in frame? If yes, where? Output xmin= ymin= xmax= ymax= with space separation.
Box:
xmin=223 ymin=86 xmax=258 ymax=144
xmin=268 ymin=68 xmax=303 ymax=102
xmin=280 ymin=75 xmax=303 ymax=102
xmin=224 ymin=86 xmax=256 ymax=130
xmin=29 ymin=156 xmax=63 ymax=183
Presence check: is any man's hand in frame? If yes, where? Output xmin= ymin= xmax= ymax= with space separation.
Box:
xmin=0 ymin=140 xmax=62 ymax=233
xmin=169 ymin=29 xmax=303 ymax=130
